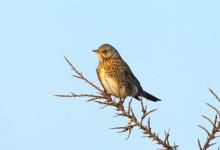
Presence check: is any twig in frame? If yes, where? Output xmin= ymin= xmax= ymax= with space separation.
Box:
xmin=64 ymin=56 xmax=103 ymax=93
xmin=198 ymin=89 xmax=220 ymax=150
xmin=209 ymin=89 xmax=220 ymax=102
xmin=55 ymin=93 xmax=106 ymax=102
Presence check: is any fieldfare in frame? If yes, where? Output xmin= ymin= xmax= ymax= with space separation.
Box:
xmin=93 ymin=44 xmax=161 ymax=102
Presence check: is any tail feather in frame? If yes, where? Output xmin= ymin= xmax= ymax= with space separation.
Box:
xmin=138 ymin=90 xmax=161 ymax=102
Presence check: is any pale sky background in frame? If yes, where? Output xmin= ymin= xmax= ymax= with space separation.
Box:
xmin=0 ymin=0 xmax=220 ymax=149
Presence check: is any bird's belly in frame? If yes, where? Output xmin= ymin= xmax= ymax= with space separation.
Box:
xmin=99 ymin=69 xmax=127 ymax=99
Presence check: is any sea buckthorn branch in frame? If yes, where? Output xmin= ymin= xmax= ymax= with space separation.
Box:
xmin=197 ymin=89 xmax=220 ymax=150
xmin=56 ymin=57 xmax=179 ymax=149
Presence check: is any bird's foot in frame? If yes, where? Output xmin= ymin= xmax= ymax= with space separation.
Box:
xmin=116 ymin=99 xmax=125 ymax=111
xmin=118 ymin=99 xmax=125 ymax=104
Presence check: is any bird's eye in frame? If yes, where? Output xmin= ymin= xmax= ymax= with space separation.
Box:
xmin=103 ymin=50 xmax=107 ymax=53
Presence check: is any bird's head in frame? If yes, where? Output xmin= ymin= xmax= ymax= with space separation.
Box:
xmin=93 ymin=44 xmax=121 ymax=59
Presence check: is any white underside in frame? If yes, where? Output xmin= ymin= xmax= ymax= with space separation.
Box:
xmin=100 ymin=68 xmax=138 ymax=98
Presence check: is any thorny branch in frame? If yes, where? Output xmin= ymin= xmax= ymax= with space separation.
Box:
xmin=56 ymin=57 xmax=178 ymax=150
xmin=197 ymin=89 xmax=220 ymax=150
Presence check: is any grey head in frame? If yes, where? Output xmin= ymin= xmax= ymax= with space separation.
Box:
xmin=93 ymin=44 xmax=121 ymax=59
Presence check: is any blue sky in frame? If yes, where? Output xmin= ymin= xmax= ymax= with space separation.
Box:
xmin=0 ymin=0 xmax=220 ymax=149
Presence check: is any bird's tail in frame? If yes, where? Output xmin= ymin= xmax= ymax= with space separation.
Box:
xmin=139 ymin=90 xmax=161 ymax=102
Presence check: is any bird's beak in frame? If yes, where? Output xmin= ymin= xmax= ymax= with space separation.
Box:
xmin=92 ymin=49 xmax=98 ymax=53
xmin=92 ymin=49 xmax=101 ymax=54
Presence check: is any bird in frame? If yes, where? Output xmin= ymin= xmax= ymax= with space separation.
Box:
xmin=93 ymin=44 xmax=161 ymax=102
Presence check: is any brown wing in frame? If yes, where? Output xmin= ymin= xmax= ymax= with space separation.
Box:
xmin=121 ymin=60 xmax=142 ymax=90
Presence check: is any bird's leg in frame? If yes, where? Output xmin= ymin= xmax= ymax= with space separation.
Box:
xmin=119 ymin=98 xmax=125 ymax=104
xmin=117 ymin=98 xmax=125 ymax=106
